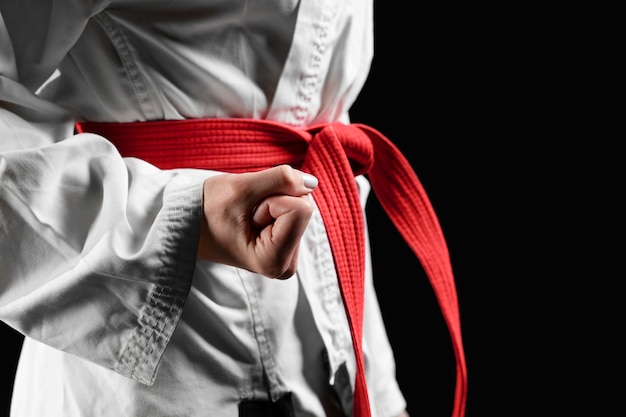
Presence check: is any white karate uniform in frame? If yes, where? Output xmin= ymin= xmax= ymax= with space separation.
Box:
xmin=0 ymin=1 xmax=407 ymax=416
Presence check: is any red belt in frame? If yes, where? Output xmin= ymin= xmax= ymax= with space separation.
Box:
xmin=76 ymin=118 xmax=467 ymax=417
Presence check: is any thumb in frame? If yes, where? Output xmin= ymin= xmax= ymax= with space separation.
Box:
xmin=246 ymin=165 xmax=318 ymax=203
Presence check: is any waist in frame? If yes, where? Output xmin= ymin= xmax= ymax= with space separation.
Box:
xmin=75 ymin=118 xmax=373 ymax=174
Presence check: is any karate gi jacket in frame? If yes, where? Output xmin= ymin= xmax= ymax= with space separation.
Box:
xmin=0 ymin=0 xmax=407 ymax=416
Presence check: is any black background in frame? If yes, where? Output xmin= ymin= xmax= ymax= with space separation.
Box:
xmin=1 ymin=3 xmax=600 ymax=417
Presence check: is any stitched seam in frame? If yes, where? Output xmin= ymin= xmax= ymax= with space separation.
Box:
xmin=239 ymin=270 xmax=284 ymax=401
xmin=292 ymin=4 xmax=334 ymax=125
xmin=93 ymin=12 xmax=158 ymax=120
xmin=114 ymin=180 xmax=199 ymax=384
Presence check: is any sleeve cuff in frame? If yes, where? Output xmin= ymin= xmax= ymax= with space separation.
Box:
xmin=115 ymin=175 xmax=204 ymax=385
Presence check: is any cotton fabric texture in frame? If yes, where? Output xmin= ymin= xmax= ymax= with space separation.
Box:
xmin=0 ymin=1 xmax=407 ymax=416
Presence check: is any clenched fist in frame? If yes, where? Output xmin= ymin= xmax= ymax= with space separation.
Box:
xmin=197 ymin=164 xmax=318 ymax=279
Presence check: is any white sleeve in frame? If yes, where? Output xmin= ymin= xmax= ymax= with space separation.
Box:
xmin=0 ymin=5 xmax=204 ymax=386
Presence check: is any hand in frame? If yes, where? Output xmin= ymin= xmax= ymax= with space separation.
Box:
xmin=197 ymin=164 xmax=318 ymax=279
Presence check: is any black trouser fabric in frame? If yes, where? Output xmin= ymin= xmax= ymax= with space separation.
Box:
xmin=239 ymin=393 xmax=296 ymax=417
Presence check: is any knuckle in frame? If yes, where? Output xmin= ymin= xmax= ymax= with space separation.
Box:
xmin=275 ymin=164 xmax=298 ymax=188
xmin=297 ymin=198 xmax=315 ymax=218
